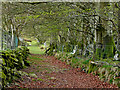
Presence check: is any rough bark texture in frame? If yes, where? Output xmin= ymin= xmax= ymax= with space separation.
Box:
xmin=96 ymin=24 xmax=103 ymax=58
xmin=118 ymin=2 xmax=120 ymax=54
xmin=103 ymin=35 xmax=114 ymax=58
xmin=95 ymin=2 xmax=103 ymax=59
xmin=95 ymin=2 xmax=115 ymax=59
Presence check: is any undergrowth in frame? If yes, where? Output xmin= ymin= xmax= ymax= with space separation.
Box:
xmin=55 ymin=52 xmax=120 ymax=87
xmin=1 ymin=46 xmax=31 ymax=88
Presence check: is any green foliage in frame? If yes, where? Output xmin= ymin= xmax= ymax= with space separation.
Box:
xmin=96 ymin=48 xmax=102 ymax=59
xmin=37 ymin=78 xmax=44 ymax=81
xmin=55 ymin=52 xmax=120 ymax=87
xmin=45 ymin=43 xmax=57 ymax=56
xmin=2 ymin=2 xmax=120 ymax=87
xmin=1 ymin=46 xmax=30 ymax=88
xmin=27 ymin=41 xmax=45 ymax=54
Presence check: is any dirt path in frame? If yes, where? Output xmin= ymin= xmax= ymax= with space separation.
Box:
xmin=8 ymin=54 xmax=118 ymax=88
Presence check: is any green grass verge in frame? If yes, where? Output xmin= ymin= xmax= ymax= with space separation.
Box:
xmin=27 ymin=46 xmax=45 ymax=54
xmin=29 ymin=56 xmax=44 ymax=61
xmin=27 ymin=40 xmax=45 ymax=54
xmin=27 ymin=40 xmax=38 ymax=46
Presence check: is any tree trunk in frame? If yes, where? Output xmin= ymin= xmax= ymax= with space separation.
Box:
xmin=118 ymin=2 xmax=120 ymax=54
xmin=95 ymin=2 xmax=114 ymax=59
xmin=103 ymin=35 xmax=114 ymax=58
xmin=95 ymin=2 xmax=103 ymax=59
xmin=96 ymin=23 xmax=103 ymax=58
xmin=102 ymin=2 xmax=115 ymax=58
xmin=11 ymin=24 xmax=15 ymax=49
xmin=0 ymin=2 xmax=2 ymax=51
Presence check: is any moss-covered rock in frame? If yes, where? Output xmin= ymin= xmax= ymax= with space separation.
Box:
xmin=1 ymin=46 xmax=30 ymax=88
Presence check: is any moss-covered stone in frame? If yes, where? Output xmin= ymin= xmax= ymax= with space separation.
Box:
xmin=1 ymin=46 xmax=30 ymax=88
xmin=103 ymin=35 xmax=114 ymax=58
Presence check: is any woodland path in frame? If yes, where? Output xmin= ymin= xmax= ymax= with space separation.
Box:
xmin=9 ymin=54 xmax=118 ymax=88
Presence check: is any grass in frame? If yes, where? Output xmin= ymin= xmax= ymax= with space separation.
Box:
xmin=37 ymin=78 xmax=44 ymax=81
xmin=27 ymin=41 xmax=38 ymax=46
xmin=29 ymin=56 xmax=44 ymax=61
xmin=28 ymin=46 xmax=45 ymax=54
xmin=32 ymin=79 xmax=37 ymax=81
xmin=27 ymin=40 xmax=45 ymax=54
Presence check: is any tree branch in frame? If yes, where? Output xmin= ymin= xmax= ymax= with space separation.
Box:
xmin=69 ymin=27 xmax=94 ymax=37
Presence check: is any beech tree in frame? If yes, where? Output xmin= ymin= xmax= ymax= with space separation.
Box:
xmin=118 ymin=2 xmax=120 ymax=54
xmin=2 ymin=2 xmax=120 ymax=59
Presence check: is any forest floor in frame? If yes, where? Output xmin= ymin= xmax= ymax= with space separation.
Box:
xmin=8 ymin=53 xmax=118 ymax=88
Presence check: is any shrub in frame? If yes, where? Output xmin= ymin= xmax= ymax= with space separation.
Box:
xmin=1 ymin=46 xmax=30 ymax=88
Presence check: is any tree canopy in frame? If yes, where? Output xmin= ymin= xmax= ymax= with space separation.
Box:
xmin=2 ymin=2 xmax=120 ymax=58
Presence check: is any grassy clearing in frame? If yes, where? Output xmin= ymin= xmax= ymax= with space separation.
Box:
xmin=27 ymin=40 xmax=45 ymax=54
xmin=28 ymin=46 xmax=45 ymax=54
xmin=27 ymin=40 xmax=38 ymax=46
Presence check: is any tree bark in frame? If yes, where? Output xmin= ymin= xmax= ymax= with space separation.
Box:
xmin=0 ymin=3 xmax=2 ymax=51
xmin=95 ymin=2 xmax=103 ymax=59
xmin=118 ymin=2 xmax=120 ymax=53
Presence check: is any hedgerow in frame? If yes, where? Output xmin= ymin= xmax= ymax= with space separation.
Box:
xmin=1 ymin=46 xmax=30 ymax=88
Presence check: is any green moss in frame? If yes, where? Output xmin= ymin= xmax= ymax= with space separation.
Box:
xmin=37 ymin=78 xmax=44 ymax=81
xmin=2 ymin=46 xmax=30 ymax=88
xmin=110 ymin=78 xmax=113 ymax=84
xmin=96 ymin=48 xmax=102 ymax=59
xmin=102 ymin=35 xmax=115 ymax=58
